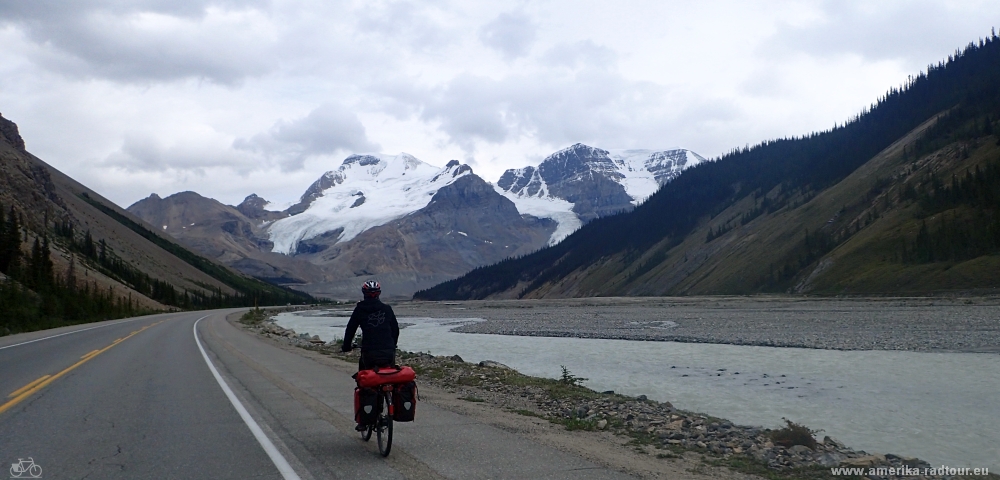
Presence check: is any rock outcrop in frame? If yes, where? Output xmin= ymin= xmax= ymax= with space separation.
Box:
xmin=0 ymin=112 xmax=26 ymax=151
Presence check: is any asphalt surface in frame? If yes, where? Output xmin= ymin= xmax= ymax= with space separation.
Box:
xmin=0 ymin=310 xmax=632 ymax=479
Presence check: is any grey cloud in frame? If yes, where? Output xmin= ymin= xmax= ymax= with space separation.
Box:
xmin=420 ymin=74 xmax=511 ymax=150
xmin=479 ymin=12 xmax=537 ymax=60
xmin=740 ymin=69 xmax=790 ymax=98
xmin=416 ymin=67 xmax=668 ymax=153
xmin=233 ymin=104 xmax=380 ymax=170
xmin=1 ymin=0 xmax=214 ymax=22
xmin=355 ymin=1 xmax=456 ymax=53
xmin=541 ymin=41 xmax=618 ymax=69
xmin=104 ymin=133 xmax=250 ymax=174
xmin=766 ymin=0 xmax=998 ymax=67
xmin=1 ymin=0 xmax=275 ymax=84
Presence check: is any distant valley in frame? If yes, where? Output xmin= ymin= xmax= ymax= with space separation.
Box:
xmin=0 ymin=111 xmax=309 ymax=334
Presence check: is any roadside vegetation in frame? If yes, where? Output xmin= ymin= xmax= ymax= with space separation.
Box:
xmin=239 ymin=307 xmax=270 ymax=325
xmin=0 ymin=199 xmax=316 ymax=336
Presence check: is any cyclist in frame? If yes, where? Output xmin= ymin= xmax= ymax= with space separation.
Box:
xmin=342 ymin=280 xmax=399 ymax=371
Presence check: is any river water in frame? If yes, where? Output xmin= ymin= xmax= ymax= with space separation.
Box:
xmin=273 ymin=312 xmax=999 ymax=470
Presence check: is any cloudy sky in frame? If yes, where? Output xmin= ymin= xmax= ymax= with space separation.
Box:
xmin=1 ymin=1 xmax=996 ymax=208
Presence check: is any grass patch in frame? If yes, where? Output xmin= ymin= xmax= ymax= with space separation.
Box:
xmin=625 ymin=429 xmax=661 ymax=447
xmin=704 ymin=456 xmax=847 ymax=480
xmin=553 ymin=417 xmax=598 ymax=431
xmin=510 ymin=409 xmax=600 ymax=431
xmin=240 ymin=307 xmax=269 ymax=325
xmin=501 ymin=371 xmax=601 ymax=400
xmin=457 ymin=375 xmax=483 ymax=386
xmin=511 ymin=409 xmax=544 ymax=418
xmin=411 ymin=364 xmax=447 ymax=380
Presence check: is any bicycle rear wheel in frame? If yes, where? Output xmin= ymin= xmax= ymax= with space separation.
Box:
xmin=361 ymin=424 xmax=373 ymax=441
xmin=376 ymin=390 xmax=393 ymax=457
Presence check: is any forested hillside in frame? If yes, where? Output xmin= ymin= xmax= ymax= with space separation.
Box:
xmin=0 ymin=113 xmax=313 ymax=335
xmin=416 ymin=33 xmax=1000 ymax=300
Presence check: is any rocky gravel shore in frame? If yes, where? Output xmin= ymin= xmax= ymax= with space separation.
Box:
xmin=242 ymin=314 xmax=995 ymax=479
xmin=392 ymin=296 xmax=1000 ymax=353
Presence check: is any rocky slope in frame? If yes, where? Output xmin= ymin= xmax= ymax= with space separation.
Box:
xmin=0 ymin=111 xmax=306 ymax=315
xmin=128 ymin=192 xmax=321 ymax=284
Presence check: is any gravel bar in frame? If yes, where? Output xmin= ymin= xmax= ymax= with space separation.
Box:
xmin=391 ymin=296 xmax=1000 ymax=353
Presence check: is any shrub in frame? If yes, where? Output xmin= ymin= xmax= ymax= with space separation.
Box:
xmin=769 ymin=418 xmax=819 ymax=449
xmin=559 ymin=365 xmax=588 ymax=386
xmin=240 ymin=307 xmax=268 ymax=324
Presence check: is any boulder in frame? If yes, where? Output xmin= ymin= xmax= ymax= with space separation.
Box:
xmin=478 ymin=360 xmax=512 ymax=369
xmin=817 ymin=453 xmax=846 ymax=467
xmin=789 ymin=445 xmax=813 ymax=456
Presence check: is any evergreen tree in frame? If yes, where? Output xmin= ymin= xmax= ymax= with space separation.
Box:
xmin=0 ymin=205 xmax=22 ymax=274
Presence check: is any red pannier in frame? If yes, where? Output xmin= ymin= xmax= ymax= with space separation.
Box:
xmin=355 ymin=365 xmax=416 ymax=388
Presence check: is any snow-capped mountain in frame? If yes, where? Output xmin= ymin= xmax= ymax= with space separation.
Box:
xmin=129 ymin=144 xmax=704 ymax=299
xmin=496 ymin=143 xmax=706 ymax=244
xmin=269 ymin=145 xmax=705 ymax=254
xmin=266 ymin=153 xmax=473 ymax=254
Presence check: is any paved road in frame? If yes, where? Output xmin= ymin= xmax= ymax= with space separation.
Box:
xmin=0 ymin=310 xmax=632 ymax=479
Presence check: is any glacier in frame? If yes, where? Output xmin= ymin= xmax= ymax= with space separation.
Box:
xmin=497 ymin=146 xmax=706 ymax=245
xmin=267 ymin=153 xmax=471 ymax=254
xmin=265 ymin=145 xmax=706 ymax=255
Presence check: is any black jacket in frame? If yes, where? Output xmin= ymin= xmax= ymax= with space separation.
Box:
xmin=343 ymin=298 xmax=399 ymax=352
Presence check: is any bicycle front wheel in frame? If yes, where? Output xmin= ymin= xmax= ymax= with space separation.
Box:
xmin=376 ymin=390 xmax=393 ymax=457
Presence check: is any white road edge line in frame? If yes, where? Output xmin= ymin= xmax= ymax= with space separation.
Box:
xmin=0 ymin=315 xmax=153 ymax=350
xmin=193 ymin=315 xmax=302 ymax=480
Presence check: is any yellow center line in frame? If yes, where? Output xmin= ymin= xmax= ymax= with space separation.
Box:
xmin=80 ymin=349 xmax=100 ymax=360
xmin=0 ymin=320 xmax=166 ymax=416
xmin=8 ymin=375 xmax=51 ymax=398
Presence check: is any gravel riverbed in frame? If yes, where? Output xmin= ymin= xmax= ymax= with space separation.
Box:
xmin=390 ymin=296 xmax=1000 ymax=353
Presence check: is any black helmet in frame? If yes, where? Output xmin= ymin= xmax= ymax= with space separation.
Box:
xmin=362 ymin=280 xmax=381 ymax=298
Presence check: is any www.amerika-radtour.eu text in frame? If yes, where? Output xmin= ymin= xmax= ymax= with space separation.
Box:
xmin=831 ymin=466 xmax=990 ymax=476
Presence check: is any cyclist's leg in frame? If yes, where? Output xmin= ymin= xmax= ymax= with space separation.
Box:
xmin=360 ymin=348 xmax=395 ymax=370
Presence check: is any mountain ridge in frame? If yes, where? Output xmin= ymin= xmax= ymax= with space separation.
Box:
xmin=128 ymin=143 xmax=703 ymax=298
xmin=1 ymin=112 xmax=311 ymax=333
xmin=415 ymin=33 xmax=1000 ymax=300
